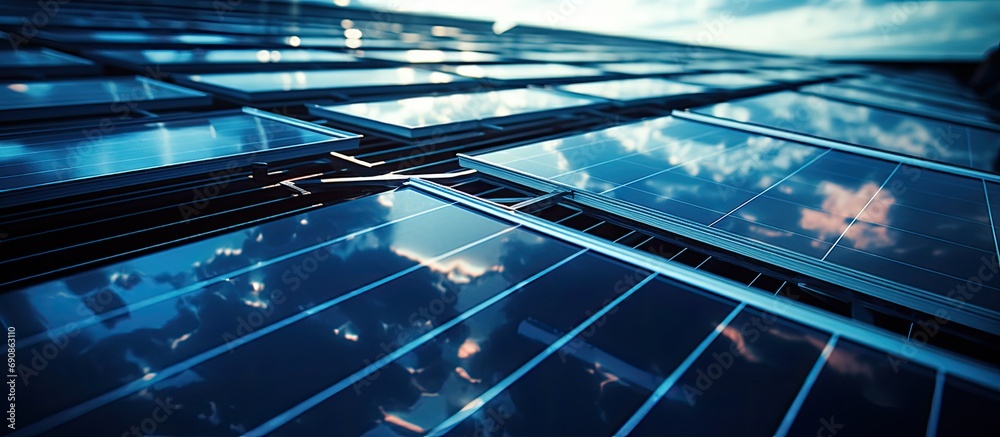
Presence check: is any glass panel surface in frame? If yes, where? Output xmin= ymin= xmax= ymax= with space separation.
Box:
xmin=433 ymin=278 xmax=738 ymax=436
xmin=0 ymin=111 xmax=344 ymax=194
xmin=448 ymin=63 xmax=607 ymax=81
xmin=595 ymin=62 xmax=688 ymax=75
xmin=10 ymin=189 xmax=514 ymax=427
xmin=180 ymin=68 xmax=467 ymax=94
xmin=92 ymin=48 xmax=359 ymax=65
xmin=803 ymin=82 xmax=997 ymax=124
xmin=353 ymin=49 xmax=503 ymax=63
xmin=0 ymin=48 xmax=96 ymax=71
xmin=471 ymin=117 xmax=1000 ymax=311
xmin=0 ymin=76 xmax=207 ymax=113
xmin=784 ymin=339 xmax=936 ymax=436
xmin=694 ymin=91 xmax=1000 ymax=172
xmin=312 ymin=88 xmax=599 ymax=133
xmin=631 ymin=309 xmax=830 ymax=436
xmin=269 ymin=253 xmax=654 ymax=436
xmin=556 ymin=78 xmax=709 ymax=102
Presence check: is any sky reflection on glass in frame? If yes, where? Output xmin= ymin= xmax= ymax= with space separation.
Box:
xmin=472 ymin=117 xmax=1000 ymax=309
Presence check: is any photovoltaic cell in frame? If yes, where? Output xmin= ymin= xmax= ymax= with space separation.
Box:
xmin=556 ymin=78 xmax=711 ymax=103
xmin=693 ymin=91 xmax=1000 ymax=173
xmin=308 ymin=87 xmax=602 ymax=138
xmin=671 ymin=73 xmax=777 ymax=89
xmin=0 ymin=108 xmax=360 ymax=207
xmin=802 ymin=82 xmax=999 ymax=126
xmin=3 ymin=187 xmax=996 ymax=436
xmin=0 ymin=48 xmax=100 ymax=77
xmin=463 ymin=116 xmax=1000 ymax=316
xmin=84 ymin=49 xmax=360 ymax=72
xmin=443 ymin=63 xmax=608 ymax=83
xmin=0 ymin=76 xmax=211 ymax=122
xmin=594 ymin=62 xmax=688 ymax=75
xmin=174 ymin=68 xmax=473 ymax=102
xmin=350 ymin=49 xmax=504 ymax=64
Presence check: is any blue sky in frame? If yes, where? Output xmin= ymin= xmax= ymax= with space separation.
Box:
xmin=351 ymin=0 xmax=999 ymax=60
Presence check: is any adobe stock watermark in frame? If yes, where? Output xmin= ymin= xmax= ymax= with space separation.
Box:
xmin=6 ymin=326 xmax=15 ymax=432
xmin=7 ymin=0 xmax=70 ymax=50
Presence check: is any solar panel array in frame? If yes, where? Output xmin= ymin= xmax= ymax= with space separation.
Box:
xmin=0 ymin=0 xmax=998 ymax=436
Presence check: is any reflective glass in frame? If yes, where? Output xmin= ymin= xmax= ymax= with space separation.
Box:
xmin=0 ymin=111 xmax=355 ymax=203
xmin=694 ymin=91 xmax=1000 ymax=173
xmin=632 ymin=309 xmax=830 ymax=436
xmin=90 ymin=48 xmax=358 ymax=66
xmin=470 ymin=117 xmax=1000 ymax=311
xmin=672 ymin=73 xmax=776 ymax=89
xmin=803 ymin=82 xmax=997 ymax=124
xmin=784 ymin=340 xmax=936 ymax=436
xmin=270 ymin=252 xmax=650 ymax=436
xmin=309 ymin=88 xmax=600 ymax=137
xmin=0 ymin=76 xmax=208 ymax=119
xmin=10 ymin=189 xmax=514 ymax=427
xmin=436 ymin=278 xmax=738 ymax=436
xmin=0 ymin=48 xmax=98 ymax=76
xmin=938 ymin=376 xmax=1000 ymax=435
xmin=595 ymin=62 xmax=688 ymax=75
xmin=447 ymin=63 xmax=607 ymax=82
xmin=556 ymin=78 xmax=709 ymax=102
xmin=352 ymin=49 xmax=503 ymax=63
xmin=178 ymin=68 xmax=468 ymax=97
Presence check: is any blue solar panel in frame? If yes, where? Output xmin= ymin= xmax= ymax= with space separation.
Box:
xmin=0 ymin=76 xmax=210 ymax=122
xmin=84 ymin=49 xmax=361 ymax=73
xmin=0 ymin=108 xmax=360 ymax=207
xmin=692 ymin=91 xmax=1000 ymax=173
xmin=556 ymin=78 xmax=710 ymax=103
xmin=0 ymin=48 xmax=100 ymax=77
xmin=308 ymin=88 xmax=603 ymax=138
xmin=6 ymin=186 xmax=994 ymax=436
xmin=174 ymin=68 xmax=474 ymax=102
xmin=463 ymin=117 xmax=1000 ymax=324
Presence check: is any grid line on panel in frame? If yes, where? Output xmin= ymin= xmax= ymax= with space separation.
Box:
xmin=982 ymin=180 xmax=1000 ymax=265
xmin=821 ymin=163 xmax=901 ymax=260
xmin=426 ymin=272 xmax=660 ymax=436
xmin=599 ymin=142 xmax=753 ymax=195
xmin=615 ymin=302 xmax=748 ymax=435
xmin=925 ymin=370 xmax=946 ymax=437
xmin=16 ymin=225 xmax=521 ymax=437
xmin=248 ymin=248 xmax=592 ymax=437
xmin=546 ymin=130 xmax=719 ymax=180
xmin=708 ymin=149 xmax=831 ymax=226
xmin=773 ymin=335 xmax=840 ymax=437
xmin=16 ymin=201 xmax=458 ymax=350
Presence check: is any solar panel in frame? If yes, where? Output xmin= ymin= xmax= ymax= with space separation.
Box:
xmin=460 ymin=116 xmax=1000 ymax=332
xmin=441 ymin=63 xmax=609 ymax=84
xmin=671 ymin=73 xmax=777 ymax=90
xmin=0 ymin=108 xmax=360 ymax=207
xmin=555 ymin=78 xmax=711 ymax=104
xmin=350 ymin=49 xmax=504 ymax=64
xmin=802 ymin=82 xmax=999 ymax=128
xmin=0 ymin=76 xmax=211 ymax=122
xmin=692 ymin=91 xmax=1000 ymax=173
xmin=308 ymin=88 xmax=603 ymax=138
xmin=173 ymin=68 xmax=473 ymax=103
xmin=83 ymin=49 xmax=361 ymax=73
xmin=6 ymin=185 xmax=994 ymax=436
xmin=594 ymin=62 xmax=689 ymax=76
xmin=0 ymin=48 xmax=101 ymax=78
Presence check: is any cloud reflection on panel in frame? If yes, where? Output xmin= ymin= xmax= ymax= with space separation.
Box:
xmin=700 ymin=91 xmax=1000 ymax=173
